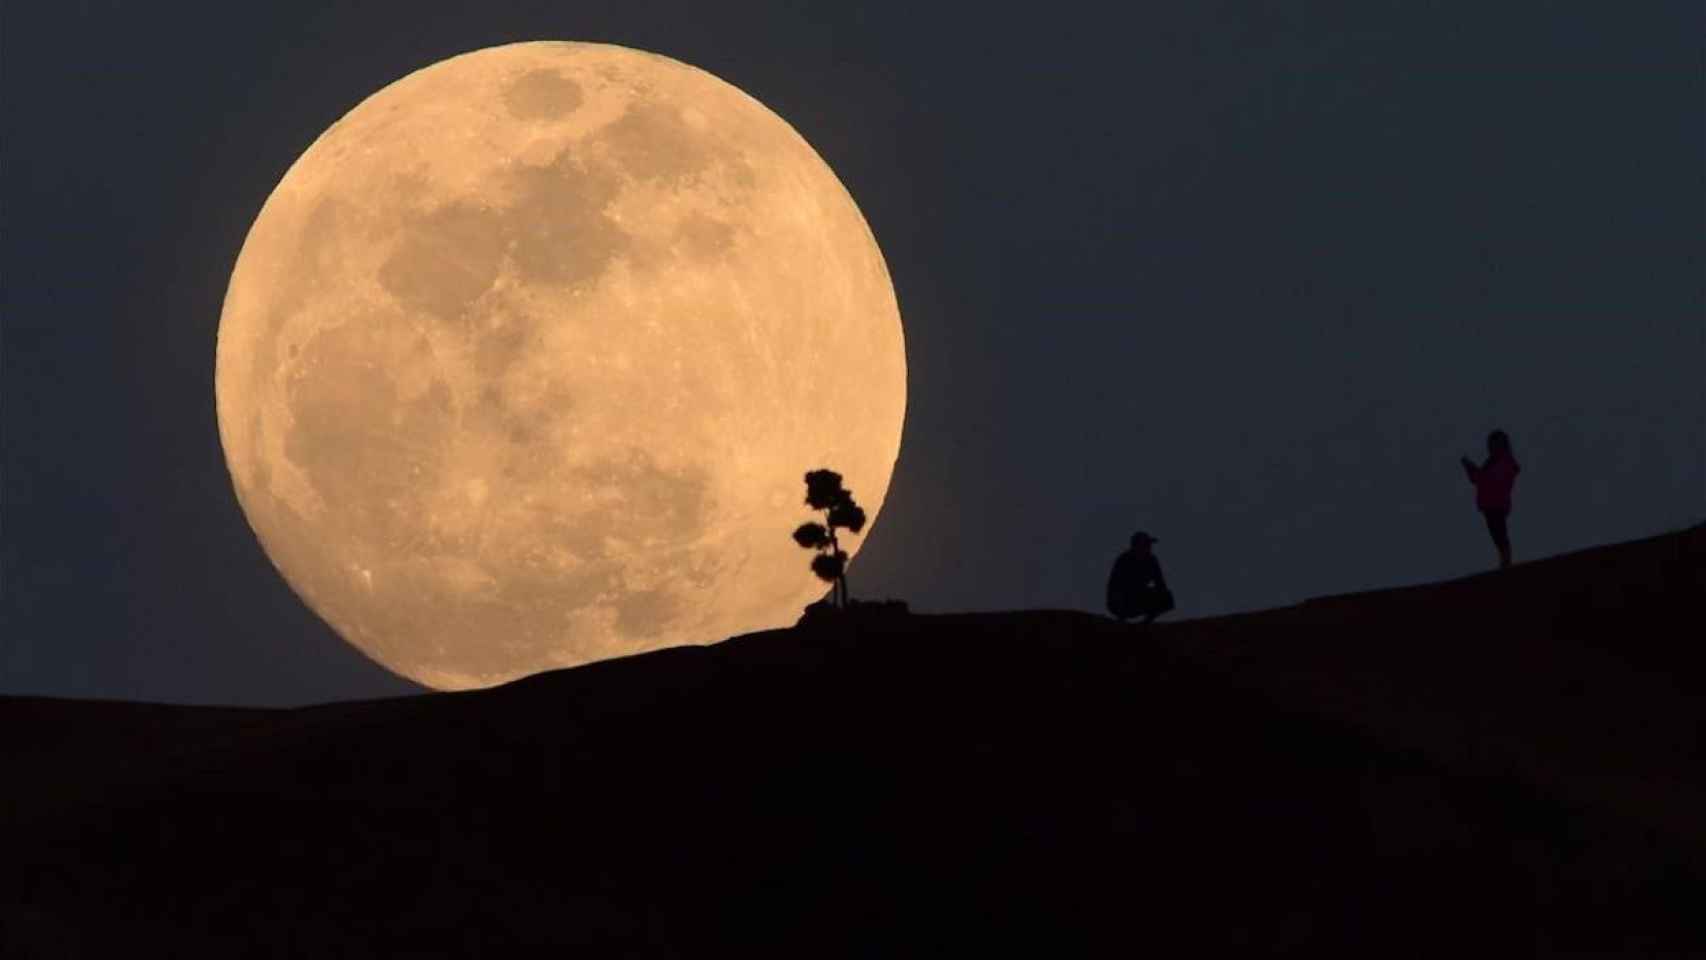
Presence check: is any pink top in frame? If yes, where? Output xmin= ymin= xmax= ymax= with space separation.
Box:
xmin=1468 ymin=455 xmax=1521 ymax=511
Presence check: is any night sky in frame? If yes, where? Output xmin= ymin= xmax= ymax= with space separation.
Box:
xmin=5 ymin=1 xmax=1701 ymax=705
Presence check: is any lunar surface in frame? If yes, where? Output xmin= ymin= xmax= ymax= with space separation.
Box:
xmin=215 ymin=43 xmax=906 ymax=690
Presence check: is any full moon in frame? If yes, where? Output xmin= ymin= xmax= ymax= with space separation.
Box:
xmin=216 ymin=43 xmax=906 ymax=690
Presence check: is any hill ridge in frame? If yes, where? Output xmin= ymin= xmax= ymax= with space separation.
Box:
xmin=2 ymin=524 xmax=1701 ymax=955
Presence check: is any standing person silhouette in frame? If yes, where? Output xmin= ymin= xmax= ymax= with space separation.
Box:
xmin=1106 ymin=531 xmax=1174 ymax=624
xmin=1461 ymin=429 xmax=1521 ymax=569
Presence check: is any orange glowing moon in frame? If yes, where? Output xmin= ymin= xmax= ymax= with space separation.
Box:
xmin=215 ymin=42 xmax=906 ymax=689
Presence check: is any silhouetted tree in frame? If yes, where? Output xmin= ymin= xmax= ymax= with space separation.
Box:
xmin=792 ymin=468 xmax=866 ymax=610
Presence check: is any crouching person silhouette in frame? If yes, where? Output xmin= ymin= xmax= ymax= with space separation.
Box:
xmin=1107 ymin=531 xmax=1175 ymax=624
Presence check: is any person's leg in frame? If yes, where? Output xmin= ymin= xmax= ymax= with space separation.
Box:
xmin=1137 ymin=587 xmax=1172 ymax=624
xmin=1483 ymin=510 xmax=1511 ymax=568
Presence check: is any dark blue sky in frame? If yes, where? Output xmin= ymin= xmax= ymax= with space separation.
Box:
xmin=5 ymin=1 xmax=1701 ymax=704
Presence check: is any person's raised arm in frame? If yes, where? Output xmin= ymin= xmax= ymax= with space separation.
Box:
xmin=1460 ymin=455 xmax=1479 ymax=482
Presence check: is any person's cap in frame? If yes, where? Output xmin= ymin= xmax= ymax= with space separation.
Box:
xmin=1130 ymin=531 xmax=1158 ymax=545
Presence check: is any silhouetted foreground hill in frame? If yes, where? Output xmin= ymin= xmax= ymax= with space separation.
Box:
xmin=3 ymin=526 xmax=1701 ymax=957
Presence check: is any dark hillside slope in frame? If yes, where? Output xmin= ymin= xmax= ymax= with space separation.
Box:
xmin=3 ymin=525 xmax=1701 ymax=957
xmin=1159 ymin=523 xmax=1706 ymax=850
